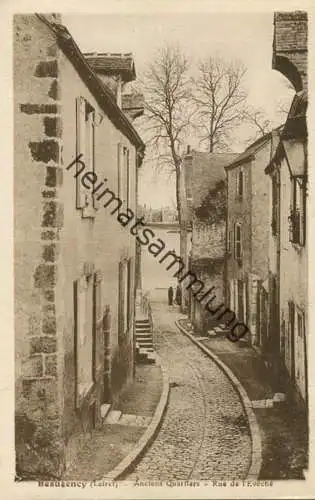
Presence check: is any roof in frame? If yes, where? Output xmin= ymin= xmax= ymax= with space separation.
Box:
xmin=187 ymin=151 xmax=237 ymax=209
xmin=281 ymin=90 xmax=307 ymax=139
xmin=36 ymin=15 xmax=145 ymax=153
xmin=83 ymin=53 xmax=136 ymax=83
xmin=265 ymin=91 xmax=307 ymax=175
xmin=225 ymin=132 xmax=272 ymax=171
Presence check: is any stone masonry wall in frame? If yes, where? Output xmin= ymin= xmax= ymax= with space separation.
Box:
xmin=273 ymin=11 xmax=308 ymax=91
xmin=14 ymin=14 xmax=65 ymax=478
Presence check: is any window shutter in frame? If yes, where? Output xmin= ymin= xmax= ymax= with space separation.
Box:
xmin=298 ymin=177 xmax=306 ymax=245
xmin=117 ymin=143 xmax=123 ymax=201
xmin=93 ymin=272 xmax=102 ymax=378
xmin=234 ymin=224 xmax=242 ymax=262
xmin=74 ymin=279 xmax=79 ymax=407
xmin=118 ymin=260 xmax=124 ymax=342
xmin=239 ymin=171 xmax=243 ymax=197
xmin=85 ymin=109 xmax=96 ymax=212
xmin=126 ymin=149 xmax=130 ymax=209
xmin=76 ymin=97 xmax=87 ymax=208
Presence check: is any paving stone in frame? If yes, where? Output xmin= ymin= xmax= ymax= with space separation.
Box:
xmin=105 ymin=410 xmax=122 ymax=424
xmin=127 ymin=301 xmax=252 ymax=481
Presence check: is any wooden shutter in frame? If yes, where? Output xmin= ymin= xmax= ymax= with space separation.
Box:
xmin=234 ymin=224 xmax=242 ymax=261
xmin=117 ymin=143 xmax=123 ymax=202
xmin=238 ymin=170 xmax=244 ymax=197
xmin=74 ymin=274 xmax=94 ymax=408
xmin=127 ymin=258 xmax=133 ymax=330
xmin=74 ymin=280 xmax=79 ymax=408
xmin=85 ymin=109 xmax=96 ymax=212
xmin=76 ymin=97 xmax=87 ymax=208
xmin=93 ymin=272 xmax=102 ymax=378
xmin=126 ymin=149 xmax=130 ymax=209
xmin=118 ymin=260 xmax=124 ymax=342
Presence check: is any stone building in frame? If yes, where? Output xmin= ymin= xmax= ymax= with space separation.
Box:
xmin=264 ymin=11 xmax=308 ymax=405
xmin=14 ymin=14 xmax=144 ymax=478
xmin=180 ymin=150 xmax=236 ymax=330
xmin=225 ymin=132 xmax=279 ymax=346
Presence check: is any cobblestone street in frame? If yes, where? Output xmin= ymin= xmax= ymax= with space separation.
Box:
xmin=127 ymin=292 xmax=252 ymax=481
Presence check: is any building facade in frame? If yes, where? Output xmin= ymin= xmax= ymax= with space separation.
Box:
xmin=181 ymin=150 xmax=236 ymax=331
xmin=14 ymin=14 xmax=145 ymax=478
xmin=264 ymin=11 xmax=308 ymax=404
xmin=225 ymin=133 xmax=279 ymax=346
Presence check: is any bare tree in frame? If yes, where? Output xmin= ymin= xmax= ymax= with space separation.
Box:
xmin=243 ymin=108 xmax=271 ymax=136
xmin=242 ymin=106 xmax=272 ymax=144
xmin=142 ymin=45 xmax=192 ymax=221
xmin=192 ymin=56 xmax=248 ymax=152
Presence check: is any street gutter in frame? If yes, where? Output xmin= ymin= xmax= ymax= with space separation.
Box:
xmin=175 ymin=319 xmax=262 ymax=480
xmin=104 ymin=354 xmax=170 ymax=480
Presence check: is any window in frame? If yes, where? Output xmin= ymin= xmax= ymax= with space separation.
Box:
xmin=74 ymin=268 xmax=95 ymax=408
xmin=271 ymin=171 xmax=280 ymax=236
xmin=118 ymin=144 xmax=130 ymax=209
xmin=76 ymin=97 xmax=96 ymax=217
xmin=234 ymin=223 xmax=242 ymax=262
xmin=236 ymin=169 xmax=244 ymax=199
xmin=289 ymin=175 xmax=306 ymax=246
xmin=297 ymin=310 xmax=304 ymax=338
xmin=227 ymin=229 xmax=233 ymax=254
xmin=118 ymin=258 xmax=132 ymax=342
xmin=125 ymin=147 xmax=130 ymax=209
xmin=288 ymin=301 xmax=295 ymax=379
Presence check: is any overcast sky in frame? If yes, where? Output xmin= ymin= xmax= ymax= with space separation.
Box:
xmin=64 ymin=13 xmax=294 ymax=208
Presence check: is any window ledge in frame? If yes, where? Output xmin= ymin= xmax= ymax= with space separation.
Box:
xmin=82 ymin=206 xmax=97 ymax=219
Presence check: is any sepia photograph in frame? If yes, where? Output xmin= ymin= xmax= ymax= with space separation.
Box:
xmin=12 ymin=5 xmax=309 ymax=495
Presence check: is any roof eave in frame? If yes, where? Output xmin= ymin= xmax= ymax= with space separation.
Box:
xmin=224 ymin=154 xmax=254 ymax=171
xmin=37 ymin=15 xmax=145 ymax=152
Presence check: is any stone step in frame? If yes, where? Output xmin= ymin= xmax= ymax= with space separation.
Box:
xmin=138 ymin=347 xmax=153 ymax=354
xmin=100 ymin=403 xmax=111 ymax=420
xmin=135 ymin=335 xmax=152 ymax=340
xmin=135 ymin=331 xmax=152 ymax=336
xmin=135 ymin=337 xmax=153 ymax=343
xmin=135 ymin=325 xmax=151 ymax=332
xmin=136 ymin=342 xmax=153 ymax=349
xmin=105 ymin=410 xmax=122 ymax=424
xmin=136 ymin=319 xmax=150 ymax=325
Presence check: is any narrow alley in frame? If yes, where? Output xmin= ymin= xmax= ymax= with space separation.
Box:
xmin=127 ymin=290 xmax=252 ymax=481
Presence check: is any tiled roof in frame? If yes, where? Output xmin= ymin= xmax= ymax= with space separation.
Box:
xmin=189 ymin=151 xmax=237 ymax=209
xmin=84 ymin=53 xmax=136 ymax=82
xmin=122 ymin=93 xmax=144 ymax=110
xmin=265 ymin=91 xmax=307 ymax=175
xmin=282 ymin=89 xmax=307 ymax=139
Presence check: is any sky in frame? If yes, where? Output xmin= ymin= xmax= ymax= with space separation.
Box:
xmin=64 ymin=13 xmax=294 ymax=208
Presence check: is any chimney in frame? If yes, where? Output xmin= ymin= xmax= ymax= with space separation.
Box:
xmin=84 ymin=52 xmax=137 ymax=107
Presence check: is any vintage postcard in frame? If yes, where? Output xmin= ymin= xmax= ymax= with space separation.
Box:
xmin=4 ymin=0 xmax=314 ymax=498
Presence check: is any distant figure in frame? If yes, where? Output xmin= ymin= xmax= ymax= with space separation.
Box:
xmin=175 ymin=285 xmax=182 ymax=306
xmin=168 ymin=286 xmax=174 ymax=306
